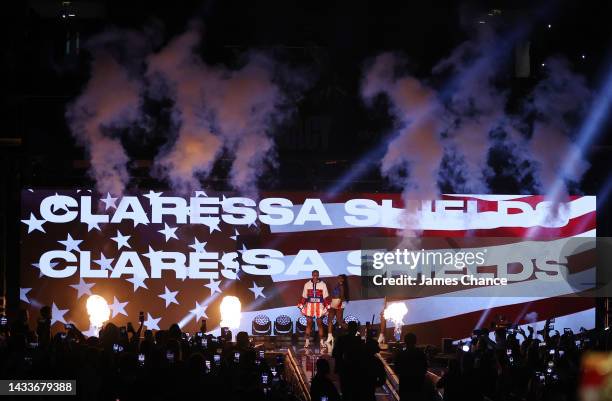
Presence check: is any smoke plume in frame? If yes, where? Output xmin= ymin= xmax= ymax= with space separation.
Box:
xmin=525 ymin=58 xmax=592 ymax=194
xmin=66 ymin=51 xmax=142 ymax=195
xmin=361 ymin=26 xmax=593 ymax=200
xmin=362 ymin=53 xmax=444 ymax=200
xmin=68 ymin=23 xmax=293 ymax=196
xmin=432 ymin=27 xmax=506 ymax=194
xmin=146 ymin=25 xmax=287 ymax=196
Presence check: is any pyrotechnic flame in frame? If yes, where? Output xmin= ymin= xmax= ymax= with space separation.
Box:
xmin=383 ymin=302 xmax=408 ymax=325
xmin=220 ymin=296 xmax=242 ymax=329
xmin=384 ymin=302 xmax=408 ymax=341
xmin=86 ymin=295 xmax=110 ymax=333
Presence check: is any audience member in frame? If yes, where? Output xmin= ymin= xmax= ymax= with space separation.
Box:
xmin=310 ymin=358 xmax=340 ymax=401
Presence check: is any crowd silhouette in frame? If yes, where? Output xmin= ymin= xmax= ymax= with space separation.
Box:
xmin=1 ymin=308 xmax=608 ymax=401
xmin=1 ymin=308 xmax=298 ymax=401
xmin=321 ymin=318 xmax=603 ymax=401
xmin=408 ymin=320 xmax=601 ymax=401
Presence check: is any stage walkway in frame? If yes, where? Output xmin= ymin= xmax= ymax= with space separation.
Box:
xmin=290 ymin=344 xmax=397 ymax=401
xmin=262 ymin=336 xmax=397 ymax=401
xmin=257 ymin=335 xmax=441 ymax=401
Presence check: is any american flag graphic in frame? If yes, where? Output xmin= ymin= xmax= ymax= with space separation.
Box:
xmin=19 ymin=190 xmax=597 ymax=343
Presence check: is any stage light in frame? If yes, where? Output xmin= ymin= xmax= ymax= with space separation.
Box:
xmin=220 ymin=296 xmax=242 ymax=330
xmin=547 ymin=24 xmax=552 ymax=29
xmin=296 ymin=316 xmax=308 ymax=334
xmin=86 ymin=294 xmax=110 ymax=335
xmin=383 ymin=302 xmax=408 ymax=341
xmin=274 ymin=315 xmax=293 ymax=335
xmin=322 ymin=315 xmax=337 ymax=328
xmin=252 ymin=314 xmax=271 ymax=335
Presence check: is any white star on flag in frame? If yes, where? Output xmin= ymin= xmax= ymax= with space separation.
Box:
xmin=51 ymin=302 xmax=69 ymax=326
xmin=20 ymin=288 xmax=31 ymax=303
xmin=58 ymin=233 xmax=82 ymax=252
xmin=202 ymin=216 xmax=221 ymax=233
xmin=126 ymin=276 xmax=148 ymax=292
xmin=100 ymin=193 xmax=118 ymax=210
xmin=158 ymin=286 xmax=179 ymax=308
xmin=21 ymin=213 xmax=46 ymax=233
xmin=190 ymin=302 xmax=208 ymax=320
xmin=50 ymin=193 xmax=70 ymax=212
xmin=204 ymin=279 xmax=222 ymax=295
xmin=109 ymin=296 xmax=129 ymax=318
xmin=70 ymin=278 xmax=95 ymax=299
xmin=248 ymin=282 xmax=266 ymax=299
xmin=143 ymin=190 xmax=163 ymax=200
xmin=143 ymin=245 xmax=162 ymax=260
xmin=112 ymin=230 xmax=131 ymax=250
xmin=32 ymin=261 xmax=58 ymax=277
xmin=195 ymin=190 xmax=208 ymax=197
xmin=144 ymin=313 xmax=161 ymax=330
xmin=230 ymin=229 xmax=239 ymax=241
xmin=84 ymin=219 xmax=102 ymax=232
xmin=94 ymin=253 xmax=114 ymax=271
xmin=189 ymin=238 xmax=208 ymax=253
xmin=158 ymin=223 xmax=178 ymax=242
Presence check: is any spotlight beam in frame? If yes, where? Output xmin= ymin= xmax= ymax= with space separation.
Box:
xmin=546 ymin=67 xmax=612 ymax=201
xmin=325 ymin=18 xmax=537 ymax=198
xmin=528 ymin=63 xmax=612 ymax=238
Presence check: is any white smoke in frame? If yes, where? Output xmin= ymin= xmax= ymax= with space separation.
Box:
xmin=433 ymin=27 xmax=506 ymax=194
xmin=66 ymin=51 xmax=142 ymax=195
xmin=361 ymin=27 xmax=592 ymax=200
xmin=67 ymin=24 xmax=293 ymax=196
xmin=145 ymin=27 xmax=223 ymax=193
xmin=525 ymin=57 xmax=592 ymax=195
xmin=362 ymin=53 xmax=444 ymax=200
xmin=147 ymin=24 xmax=286 ymax=196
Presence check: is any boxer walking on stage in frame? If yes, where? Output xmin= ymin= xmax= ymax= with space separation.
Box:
xmin=297 ymin=270 xmax=330 ymax=348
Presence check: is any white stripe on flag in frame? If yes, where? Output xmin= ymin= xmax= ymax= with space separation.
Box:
xmin=271 ymin=235 xmax=595 ymax=282
xmin=269 ymin=196 xmax=595 ymax=233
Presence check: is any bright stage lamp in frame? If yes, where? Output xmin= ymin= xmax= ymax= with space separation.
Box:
xmin=383 ymin=302 xmax=408 ymax=341
xmin=86 ymin=294 xmax=110 ymax=336
xmin=220 ymin=296 xmax=242 ymax=330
